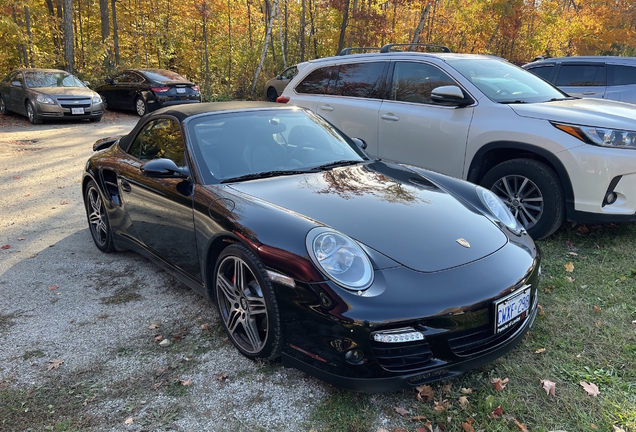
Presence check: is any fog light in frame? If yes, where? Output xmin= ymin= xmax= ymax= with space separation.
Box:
xmin=605 ymin=192 xmax=617 ymax=205
xmin=345 ymin=349 xmax=365 ymax=365
xmin=372 ymin=327 xmax=425 ymax=343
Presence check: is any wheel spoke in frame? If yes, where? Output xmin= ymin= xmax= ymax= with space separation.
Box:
xmin=521 ymin=197 xmax=543 ymax=202
xmin=89 ymin=211 xmax=101 ymax=226
xmin=226 ymin=309 xmax=242 ymax=333
xmin=242 ymin=318 xmax=262 ymax=350
xmin=523 ymin=203 xmax=542 ymax=212
xmin=234 ymin=258 xmax=245 ymax=290
xmin=520 ymin=205 xmax=538 ymax=224
xmin=501 ymin=177 xmax=515 ymax=199
xmin=246 ymin=295 xmax=267 ymax=316
xmin=217 ymin=274 xmax=238 ymax=303
xmin=517 ymin=178 xmax=529 ymax=197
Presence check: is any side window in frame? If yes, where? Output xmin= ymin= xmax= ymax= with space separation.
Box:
xmin=556 ymin=65 xmax=605 ymax=86
xmin=527 ymin=65 xmax=555 ymax=82
xmin=607 ymin=65 xmax=636 ymax=86
xmin=130 ymin=73 xmax=144 ymax=83
xmin=281 ymin=67 xmax=297 ymax=80
xmin=13 ymin=72 xmax=24 ymax=85
xmin=335 ymin=62 xmax=386 ymax=98
xmin=390 ymin=62 xmax=457 ymax=105
xmin=295 ymin=66 xmax=336 ymax=95
xmin=127 ymin=119 xmax=185 ymax=166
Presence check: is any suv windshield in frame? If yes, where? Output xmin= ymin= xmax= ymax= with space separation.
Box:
xmin=24 ymin=72 xmax=85 ymax=88
xmin=447 ymin=58 xmax=567 ymax=103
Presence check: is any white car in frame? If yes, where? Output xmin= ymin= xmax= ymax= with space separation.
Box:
xmin=277 ymin=46 xmax=636 ymax=238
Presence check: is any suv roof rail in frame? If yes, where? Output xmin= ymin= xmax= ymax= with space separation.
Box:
xmin=379 ymin=43 xmax=451 ymax=53
xmin=339 ymin=47 xmax=381 ymax=56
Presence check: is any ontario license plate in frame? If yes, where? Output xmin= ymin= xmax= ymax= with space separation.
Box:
xmin=71 ymin=107 xmax=84 ymax=115
xmin=176 ymin=88 xmax=186 ymax=93
xmin=495 ymin=285 xmax=531 ymax=333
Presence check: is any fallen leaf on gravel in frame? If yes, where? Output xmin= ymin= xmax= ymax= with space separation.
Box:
xmin=537 ymin=304 xmax=544 ymax=315
xmin=156 ymin=368 xmax=165 ymax=375
xmin=568 ymin=251 xmax=578 ymax=256
xmin=392 ymin=429 xmax=407 ymax=432
xmin=433 ymin=400 xmax=449 ymax=413
xmin=13 ymin=175 xmax=20 ymax=179
xmin=535 ymin=348 xmax=546 ymax=354
xmin=442 ymin=384 xmax=451 ymax=395
xmin=124 ymin=417 xmax=133 ymax=425
xmin=377 ymin=429 xmax=389 ymax=432
xmin=152 ymin=380 xmax=164 ymax=389
xmin=17 ymin=237 xmax=25 ymax=241
xmin=515 ymin=419 xmax=528 ymax=431
xmin=580 ymin=381 xmax=600 ymax=396
xmin=60 ymin=201 xmax=68 ymax=205
xmin=541 ymin=379 xmax=556 ymax=396
xmin=458 ymin=396 xmax=469 ymax=407
xmin=491 ymin=377 xmax=509 ymax=391
xmin=148 ymin=323 xmax=161 ymax=329
xmin=83 ymin=396 xmax=96 ymax=406
xmin=154 ymin=335 xmax=163 ymax=342
xmin=591 ymin=423 xmax=597 ymax=429
xmin=461 ymin=387 xmax=472 ymax=394
xmin=410 ymin=415 xmax=428 ymax=421
xmin=47 ymin=359 xmax=64 ymax=370
xmin=577 ymin=225 xmax=589 ymax=233
xmin=564 ymin=262 xmax=574 ymax=272
xmin=416 ymin=384 xmax=435 ymax=402
xmin=596 ymin=321 xmax=603 ymax=328
xmin=214 ymin=372 xmax=228 ymax=381
xmin=180 ymin=378 xmax=193 ymax=386
xmin=491 ymin=405 xmax=503 ymax=418
xmin=48 ymin=285 xmax=58 ymax=290
xmin=613 ymin=426 xmax=626 ymax=432
xmin=58 ymin=185 xmax=64 ymax=189
xmin=1 ymin=244 xmax=10 ymax=250
xmin=200 ymin=322 xmax=210 ymax=330
xmin=565 ymin=276 xmax=575 ymax=283
xmin=462 ymin=417 xmax=475 ymax=432
xmin=417 ymin=422 xmax=434 ymax=432
xmin=394 ymin=406 xmax=410 ymax=416
xmin=593 ymin=305 xmax=601 ymax=313
xmin=24 ymin=193 xmax=30 ymax=197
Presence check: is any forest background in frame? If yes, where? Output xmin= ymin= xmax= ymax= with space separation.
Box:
xmin=1 ymin=0 xmax=635 ymax=99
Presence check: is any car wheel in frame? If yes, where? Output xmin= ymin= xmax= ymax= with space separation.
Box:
xmin=89 ymin=116 xmax=102 ymax=123
xmin=480 ymin=158 xmax=564 ymax=239
xmin=214 ymin=244 xmax=282 ymax=361
xmin=0 ymin=95 xmax=11 ymax=115
xmin=135 ymin=97 xmax=147 ymax=116
xmin=26 ymin=101 xmax=42 ymax=124
xmin=266 ymin=87 xmax=278 ymax=102
xmin=84 ymin=180 xmax=115 ymax=253
xmin=99 ymin=94 xmax=108 ymax=110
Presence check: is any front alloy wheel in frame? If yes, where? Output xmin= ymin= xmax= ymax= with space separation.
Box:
xmin=492 ymin=175 xmax=543 ymax=229
xmin=135 ymin=97 xmax=146 ymax=116
xmin=26 ymin=101 xmax=41 ymax=124
xmin=85 ymin=181 xmax=115 ymax=252
xmin=214 ymin=244 xmax=282 ymax=360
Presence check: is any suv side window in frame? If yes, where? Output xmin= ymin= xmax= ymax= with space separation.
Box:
xmin=334 ymin=62 xmax=386 ymax=98
xmin=390 ymin=61 xmax=457 ymax=104
xmin=607 ymin=65 xmax=636 ymax=86
xmin=527 ymin=65 xmax=555 ymax=82
xmin=127 ymin=118 xmax=185 ymax=166
xmin=556 ymin=64 xmax=605 ymax=86
xmin=295 ymin=66 xmax=337 ymax=94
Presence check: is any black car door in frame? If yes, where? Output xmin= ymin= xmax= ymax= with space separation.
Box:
xmin=117 ymin=117 xmax=201 ymax=280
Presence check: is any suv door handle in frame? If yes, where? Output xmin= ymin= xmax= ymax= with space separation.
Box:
xmin=582 ymin=91 xmax=596 ymax=95
xmin=381 ymin=113 xmax=400 ymax=121
xmin=319 ymin=105 xmax=334 ymax=111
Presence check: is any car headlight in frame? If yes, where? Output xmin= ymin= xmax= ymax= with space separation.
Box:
xmin=306 ymin=227 xmax=373 ymax=290
xmin=553 ymin=123 xmax=636 ymax=149
xmin=477 ymin=186 xmax=522 ymax=234
xmin=36 ymin=94 xmax=55 ymax=105
xmin=92 ymin=94 xmax=102 ymax=104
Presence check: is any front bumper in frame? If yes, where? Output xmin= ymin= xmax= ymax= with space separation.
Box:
xmin=37 ymin=101 xmax=104 ymax=119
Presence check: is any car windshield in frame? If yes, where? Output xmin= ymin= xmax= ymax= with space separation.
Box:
xmin=141 ymin=70 xmax=187 ymax=82
xmin=24 ymin=72 xmax=85 ymax=88
xmin=447 ymin=58 xmax=567 ymax=103
xmin=188 ymin=109 xmax=367 ymax=183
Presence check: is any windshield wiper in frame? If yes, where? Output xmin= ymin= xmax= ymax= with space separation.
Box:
xmin=499 ymin=100 xmax=527 ymax=104
xmin=220 ymin=170 xmax=313 ymax=183
xmin=547 ymin=97 xmax=576 ymax=102
xmin=312 ymin=160 xmax=363 ymax=170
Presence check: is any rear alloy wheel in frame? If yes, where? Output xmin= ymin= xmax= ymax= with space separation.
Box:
xmin=84 ymin=181 xmax=115 ymax=252
xmin=480 ymin=158 xmax=564 ymax=239
xmin=266 ymin=87 xmax=278 ymax=102
xmin=0 ymin=95 xmax=11 ymax=115
xmin=99 ymin=94 xmax=108 ymax=110
xmin=135 ymin=97 xmax=147 ymax=116
xmin=26 ymin=101 xmax=41 ymax=124
xmin=214 ymin=244 xmax=282 ymax=361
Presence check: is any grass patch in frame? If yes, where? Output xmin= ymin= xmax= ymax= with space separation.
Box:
xmin=0 ymin=311 xmax=19 ymax=332
xmin=310 ymin=391 xmax=375 ymax=432
xmin=100 ymin=287 xmax=141 ymax=305
xmin=23 ymin=349 xmax=45 ymax=360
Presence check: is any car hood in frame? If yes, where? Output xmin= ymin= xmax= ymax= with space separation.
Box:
xmin=32 ymin=87 xmax=94 ymax=98
xmin=509 ymin=98 xmax=636 ymax=129
xmin=227 ymin=162 xmax=508 ymax=273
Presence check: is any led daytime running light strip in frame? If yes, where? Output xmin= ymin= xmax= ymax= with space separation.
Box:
xmin=373 ymin=328 xmax=425 ymax=343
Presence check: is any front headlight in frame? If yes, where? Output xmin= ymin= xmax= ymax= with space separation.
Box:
xmin=477 ymin=186 xmax=522 ymax=234
xmin=306 ymin=227 xmax=373 ymax=291
xmin=36 ymin=94 xmax=55 ymax=105
xmin=553 ymin=123 xmax=636 ymax=149
xmin=92 ymin=94 xmax=102 ymax=104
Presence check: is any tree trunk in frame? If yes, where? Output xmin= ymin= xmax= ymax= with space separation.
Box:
xmin=336 ymin=0 xmax=350 ymax=56
xmin=112 ymin=0 xmax=120 ymax=65
xmin=24 ymin=6 xmax=34 ymax=67
xmin=309 ymin=0 xmax=316 ymax=58
xmin=99 ymin=0 xmax=109 ymax=42
xmin=138 ymin=0 xmax=149 ymax=67
xmin=411 ymin=2 xmax=431 ymax=48
xmin=78 ymin=0 xmax=85 ymax=67
xmin=264 ymin=0 xmax=275 ymax=63
xmin=228 ymin=0 xmax=232 ymax=94
xmin=202 ymin=2 xmax=210 ymax=95
xmin=45 ymin=0 xmax=61 ymax=53
xmin=284 ymin=0 xmax=287 ymax=60
xmin=247 ymin=0 xmax=252 ymax=48
xmin=300 ymin=0 xmax=305 ymax=61
xmin=11 ymin=7 xmax=24 ymax=67
xmin=251 ymin=0 xmax=277 ymax=96
xmin=278 ymin=0 xmax=286 ymax=67
xmin=63 ymin=0 xmax=74 ymax=72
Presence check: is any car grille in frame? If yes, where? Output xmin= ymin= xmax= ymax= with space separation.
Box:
xmin=57 ymin=98 xmax=92 ymax=109
xmin=370 ymin=339 xmax=433 ymax=372
xmin=448 ymin=319 xmax=523 ymax=357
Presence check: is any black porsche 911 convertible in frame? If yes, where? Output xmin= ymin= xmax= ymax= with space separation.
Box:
xmin=83 ymin=102 xmax=540 ymax=392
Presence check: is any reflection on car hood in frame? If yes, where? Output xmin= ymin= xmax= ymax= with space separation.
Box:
xmin=32 ymin=87 xmax=94 ymax=97
xmin=510 ymin=98 xmax=636 ymax=129
xmin=228 ymin=162 xmax=508 ymax=273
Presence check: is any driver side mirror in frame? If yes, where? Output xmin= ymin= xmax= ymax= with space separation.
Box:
xmin=11 ymin=81 xmax=22 ymax=88
xmin=352 ymin=137 xmax=367 ymax=150
xmin=431 ymin=85 xmax=473 ymax=107
xmin=276 ymin=74 xmax=282 ymax=80
xmin=83 ymin=80 xmax=90 ymax=86
xmin=140 ymin=158 xmax=190 ymax=178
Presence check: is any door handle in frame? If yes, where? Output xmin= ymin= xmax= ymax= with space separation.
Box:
xmin=121 ymin=180 xmax=131 ymax=192
xmin=582 ymin=91 xmax=596 ymax=95
xmin=381 ymin=113 xmax=400 ymax=121
xmin=319 ymin=105 xmax=334 ymax=112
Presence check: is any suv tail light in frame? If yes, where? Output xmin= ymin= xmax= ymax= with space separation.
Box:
xmin=191 ymin=85 xmax=200 ymax=92
xmin=152 ymin=87 xmax=170 ymax=93
xmin=276 ymin=96 xmax=290 ymax=104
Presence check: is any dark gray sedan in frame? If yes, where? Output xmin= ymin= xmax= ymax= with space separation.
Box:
xmin=0 ymin=68 xmax=104 ymax=124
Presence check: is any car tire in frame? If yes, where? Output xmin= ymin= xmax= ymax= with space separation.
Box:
xmin=214 ymin=243 xmax=282 ymax=361
xmin=84 ymin=180 xmax=115 ymax=253
xmin=135 ymin=97 xmax=147 ymax=116
xmin=0 ymin=95 xmax=11 ymax=115
xmin=99 ymin=94 xmax=108 ymax=110
xmin=480 ymin=158 xmax=564 ymax=239
xmin=89 ymin=116 xmax=102 ymax=123
xmin=26 ymin=100 xmax=42 ymax=124
xmin=266 ymin=87 xmax=278 ymax=102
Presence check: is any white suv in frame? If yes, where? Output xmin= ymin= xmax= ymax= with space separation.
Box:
xmin=278 ymin=46 xmax=636 ymax=238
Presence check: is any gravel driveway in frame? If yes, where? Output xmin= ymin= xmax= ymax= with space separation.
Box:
xmin=0 ymin=112 xmax=331 ymax=431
